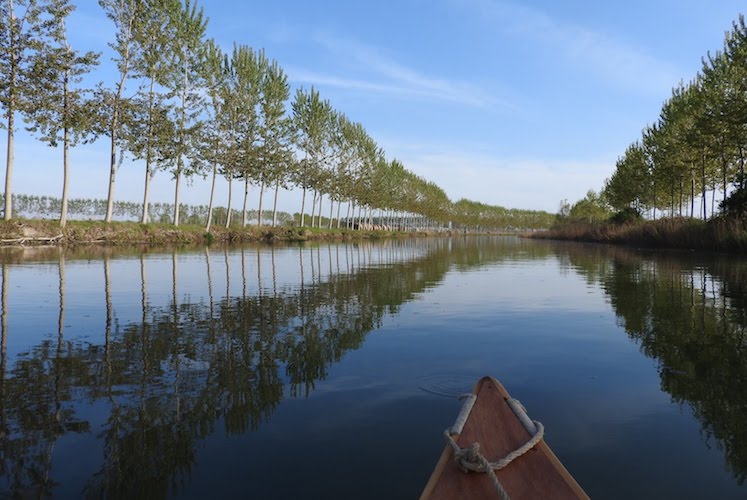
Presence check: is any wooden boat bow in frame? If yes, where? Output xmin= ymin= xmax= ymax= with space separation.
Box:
xmin=421 ymin=376 xmax=589 ymax=499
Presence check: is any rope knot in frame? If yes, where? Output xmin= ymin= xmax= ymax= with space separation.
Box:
xmin=453 ymin=442 xmax=485 ymax=473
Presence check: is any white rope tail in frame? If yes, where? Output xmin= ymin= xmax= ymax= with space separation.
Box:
xmin=443 ymin=395 xmax=545 ymax=500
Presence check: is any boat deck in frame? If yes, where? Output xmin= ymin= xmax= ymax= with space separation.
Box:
xmin=421 ymin=377 xmax=589 ymax=499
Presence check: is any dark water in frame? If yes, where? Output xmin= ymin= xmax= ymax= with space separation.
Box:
xmin=0 ymin=236 xmax=746 ymax=499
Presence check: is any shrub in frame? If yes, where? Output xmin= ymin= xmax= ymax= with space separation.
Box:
xmin=609 ymin=207 xmax=642 ymax=225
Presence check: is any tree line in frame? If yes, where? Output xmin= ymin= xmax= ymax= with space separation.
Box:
xmin=1 ymin=0 xmax=553 ymax=231
xmin=602 ymin=15 xmax=747 ymax=221
xmin=0 ymin=192 xmax=295 ymax=225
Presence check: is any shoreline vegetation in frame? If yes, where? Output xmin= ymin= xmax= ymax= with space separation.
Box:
xmin=0 ymin=219 xmax=422 ymax=246
xmin=548 ymin=16 xmax=747 ymax=257
xmin=0 ymin=219 xmax=518 ymax=247
xmin=530 ymin=217 xmax=747 ymax=253
xmin=1 ymin=1 xmax=553 ymax=233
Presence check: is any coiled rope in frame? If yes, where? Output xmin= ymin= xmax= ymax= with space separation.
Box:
xmin=443 ymin=394 xmax=545 ymax=500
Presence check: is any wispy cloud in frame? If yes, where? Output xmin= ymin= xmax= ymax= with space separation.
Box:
xmin=287 ymin=32 xmax=514 ymax=111
xmin=387 ymin=145 xmax=614 ymax=212
xmin=452 ymin=0 xmax=680 ymax=96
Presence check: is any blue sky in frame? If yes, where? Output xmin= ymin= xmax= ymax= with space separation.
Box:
xmin=5 ymin=0 xmax=745 ymax=214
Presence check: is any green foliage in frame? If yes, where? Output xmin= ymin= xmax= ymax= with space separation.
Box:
xmin=4 ymin=0 xmax=562 ymax=232
xmin=1 ymin=0 xmax=58 ymax=220
xmin=719 ymin=174 xmax=747 ymax=218
xmin=609 ymin=207 xmax=643 ymax=225
xmin=568 ymin=190 xmax=611 ymax=223
xmin=603 ymin=14 xmax=747 ymax=221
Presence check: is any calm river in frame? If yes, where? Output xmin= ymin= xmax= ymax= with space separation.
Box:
xmin=0 ymin=236 xmax=745 ymax=498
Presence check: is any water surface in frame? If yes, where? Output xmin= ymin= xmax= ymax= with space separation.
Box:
xmin=0 ymin=237 xmax=745 ymax=498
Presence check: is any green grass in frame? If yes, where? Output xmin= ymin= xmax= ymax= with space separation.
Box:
xmin=0 ymin=218 xmax=422 ymax=246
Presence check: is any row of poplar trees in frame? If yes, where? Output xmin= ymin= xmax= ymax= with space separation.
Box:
xmin=604 ymin=15 xmax=747 ymax=220
xmin=1 ymin=0 xmax=551 ymax=230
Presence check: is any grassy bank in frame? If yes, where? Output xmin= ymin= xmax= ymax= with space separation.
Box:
xmin=0 ymin=219 xmax=419 ymax=246
xmin=530 ymin=217 xmax=747 ymax=253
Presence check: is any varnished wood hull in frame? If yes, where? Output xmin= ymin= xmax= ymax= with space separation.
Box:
xmin=421 ymin=376 xmax=589 ymax=499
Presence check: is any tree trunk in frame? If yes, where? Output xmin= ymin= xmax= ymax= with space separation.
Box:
xmin=174 ymin=54 xmax=189 ymax=228
xmin=317 ymin=193 xmax=323 ymax=228
xmin=311 ymin=190 xmax=318 ymax=228
xmin=61 ymin=124 xmax=70 ymax=228
xmin=206 ymin=161 xmax=217 ymax=231
xmin=257 ymin=181 xmax=264 ymax=227
xmin=328 ymin=197 xmax=334 ymax=229
xmin=141 ymin=78 xmax=157 ymax=224
xmin=272 ymin=179 xmax=280 ymax=227
xmin=173 ymin=168 xmax=181 ymax=226
xmin=679 ymin=176 xmax=683 ymax=217
xmin=105 ymin=125 xmax=117 ymax=223
xmin=60 ymin=69 xmax=70 ymax=228
xmin=226 ymin=177 xmax=233 ymax=228
xmin=690 ymin=168 xmax=695 ymax=218
xmin=701 ymin=152 xmax=707 ymax=220
xmin=106 ymin=54 xmax=131 ymax=223
xmin=336 ymin=200 xmax=342 ymax=228
xmin=242 ymin=176 xmax=250 ymax=227
xmin=711 ymin=181 xmax=716 ymax=217
xmin=722 ymin=151 xmax=728 ymax=206
xmin=4 ymin=2 xmax=16 ymax=221
xmin=299 ymin=186 xmax=307 ymax=227
xmin=141 ymin=165 xmax=152 ymax=224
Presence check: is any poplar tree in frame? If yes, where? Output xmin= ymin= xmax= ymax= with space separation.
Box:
xmin=0 ymin=0 xmax=47 ymax=220
xmin=196 ymin=38 xmax=227 ymax=232
xmin=291 ymin=87 xmax=331 ymax=227
xmin=98 ymin=0 xmax=142 ymax=223
xmin=229 ymin=45 xmax=264 ymax=227
xmin=131 ymin=0 xmax=178 ymax=224
xmin=24 ymin=0 xmax=99 ymax=227
xmin=257 ymin=60 xmax=293 ymax=227
xmin=167 ymin=0 xmax=206 ymax=226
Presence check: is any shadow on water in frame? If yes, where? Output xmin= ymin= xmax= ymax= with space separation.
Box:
xmin=556 ymin=243 xmax=747 ymax=486
xmin=0 ymin=237 xmax=554 ymax=497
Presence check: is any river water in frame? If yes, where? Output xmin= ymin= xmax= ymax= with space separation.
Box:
xmin=0 ymin=236 xmax=745 ymax=499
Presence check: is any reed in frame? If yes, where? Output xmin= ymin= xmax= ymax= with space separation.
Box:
xmin=531 ymin=217 xmax=747 ymax=253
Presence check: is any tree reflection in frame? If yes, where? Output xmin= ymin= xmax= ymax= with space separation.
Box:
xmin=0 ymin=237 xmax=551 ymax=496
xmin=562 ymin=246 xmax=747 ymax=484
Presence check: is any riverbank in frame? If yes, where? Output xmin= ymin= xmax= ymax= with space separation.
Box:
xmin=530 ymin=216 xmax=747 ymax=253
xmin=0 ymin=219 xmax=421 ymax=246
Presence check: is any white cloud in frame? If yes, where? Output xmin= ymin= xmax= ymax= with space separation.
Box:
xmin=452 ymin=0 xmax=680 ymax=96
xmin=287 ymin=32 xmax=514 ymax=110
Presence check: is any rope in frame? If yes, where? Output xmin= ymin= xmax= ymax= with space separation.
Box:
xmin=443 ymin=396 xmax=545 ymax=500
xmin=450 ymin=394 xmax=477 ymax=435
